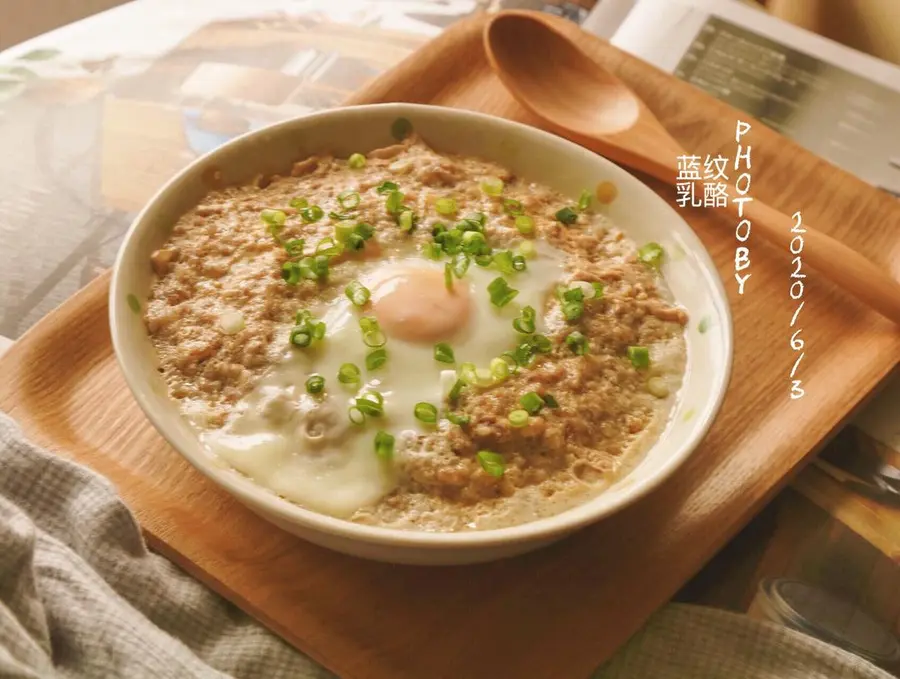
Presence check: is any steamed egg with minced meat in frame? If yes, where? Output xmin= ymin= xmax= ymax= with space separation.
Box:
xmin=203 ymin=243 xmax=565 ymax=518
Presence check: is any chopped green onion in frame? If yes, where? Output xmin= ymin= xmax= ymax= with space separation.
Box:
xmin=376 ymin=181 xmax=399 ymax=194
xmin=363 ymin=329 xmax=386 ymax=348
xmin=385 ymin=190 xmax=405 ymax=215
xmin=490 ymin=357 xmax=510 ymax=381
xmin=474 ymin=367 xmax=494 ymax=386
xmin=452 ymin=252 xmax=470 ymax=278
xmin=444 ymin=262 xmax=453 ymax=290
xmin=512 ymin=341 xmax=534 ymax=368
xmin=458 ymin=362 xmax=477 ymax=385
xmin=348 ymin=406 xmax=366 ymax=425
xmin=309 ymin=255 xmax=330 ymax=280
xmin=346 ymin=233 xmax=365 ymax=251
xmin=434 ymin=343 xmax=455 ymax=364
xmin=315 ymin=237 xmax=342 ymax=257
xmin=560 ymin=287 xmax=584 ymax=322
xmin=374 ymin=430 xmax=394 ymax=460
xmin=492 ymin=250 xmax=516 ymax=275
xmin=566 ymin=331 xmax=588 ymax=355
xmin=627 ymin=346 xmax=651 ymax=369
xmin=284 ymin=239 xmax=305 ymax=257
xmin=348 ymin=153 xmax=366 ymax=169
xmin=531 ymin=334 xmax=551 ymax=353
xmin=577 ymin=189 xmax=592 ymax=212
xmin=487 ymin=277 xmax=519 ymax=307
xmin=446 ymin=412 xmax=470 ymax=426
xmin=300 ymin=205 xmax=324 ymax=222
xmin=519 ymin=391 xmax=545 ymax=415
xmin=366 ymin=348 xmax=388 ymax=370
xmin=474 ymin=254 xmax=493 ymax=267
xmin=311 ymin=321 xmax=326 ymax=340
xmin=414 ymin=402 xmax=438 ymax=424
xmin=345 ymin=280 xmax=370 ymax=307
xmin=448 ymin=379 xmax=466 ymax=403
xmin=592 ymin=282 xmax=605 ymax=299
xmin=355 ymin=222 xmax=375 ymax=240
xmin=555 ymin=207 xmax=578 ymax=225
xmin=338 ymin=190 xmax=361 ymax=210
xmin=391 ymin=117 xmax=413 ymax=140
xmin=436 ymin=228 xmax=462 ymax=255
xmin=477 ymin=450 xmax=505 ymax=477
xmin=289 ymin=327 xmax=312 ymax=347
xmin=461 ymin=230 xmax=486 ymax=248
xmin=465 ymin=212 xmax=486 ymax=227
xmin=499 ymin=352 xmax=519 ymax=372
xmin=305 ymin=374 xmax=325 ymax=394
xmin=435 ymin=197 xmax=458 ymax=216
xmin=360 ymin=316 xmax=379 ymax=334
xmin=638 ymin=242 xmax=664 ymax=269
xmin=543 ymin=394 xmax=560 ymax=408
xmin=513 ymin=306 xmax=536 ymax=334
xmin=511 ymin=254 xmax=527 ymax=272
xmin=515 ymin=214 xmax=534 ymax=234
xmin=518 ymin=241 xmax=537 ymax=259
xmin=289 ymin=197 xmax=308 ymax=209
xmin=338 ymin=363 xmax=361 ymax=384
xmin=508 ymin=410 xmax=529 ymax=428
xmin=329 ymin=211 xmax=355 ymax=222
xmin=355 ymin=392 xmax=384 ymax=417
xmin=398 ymin=210 xmax=416 ymax=232
xmin=480 ymin=176 xmax=504 ymax=196
xmin=282 ymin=261 xmax=302 ymax=285
xmin=503 ymin=198 xmax=524 ymax=215
xmin=260 ymin=209 xmax=287 ymax=227
xmin=698 ymin=316 xmax=710 ymax=334
xmin=126 ymin=294 xmax=141 ymax=313
xmin=422 ymin=242 xmax=443 ymax=259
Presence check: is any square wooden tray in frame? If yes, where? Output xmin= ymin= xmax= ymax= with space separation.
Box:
xmin=2 ymin=13 xmax=899 ymax=679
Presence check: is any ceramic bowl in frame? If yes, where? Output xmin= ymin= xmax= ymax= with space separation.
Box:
xmin=110 ymin=103 xmax=732 ymax=565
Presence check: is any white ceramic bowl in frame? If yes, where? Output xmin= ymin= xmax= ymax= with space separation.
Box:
xmin=110 ymin=103 xmax=732 ymax=565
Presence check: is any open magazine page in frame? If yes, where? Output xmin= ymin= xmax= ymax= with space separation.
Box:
xmin=579 ymin=0 xmax=900 ymax=669
xmin=589 ymin=0 xmax=900 ymax=198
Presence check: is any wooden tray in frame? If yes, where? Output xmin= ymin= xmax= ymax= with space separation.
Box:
xmin=3 ymin=13 xmax=899 ymax=679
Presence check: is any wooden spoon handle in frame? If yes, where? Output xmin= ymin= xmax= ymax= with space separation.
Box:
xmin=733 ymin=196 xmax=900 ymax=325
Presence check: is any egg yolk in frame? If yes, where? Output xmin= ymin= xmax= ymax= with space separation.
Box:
xmin=370 ymin=268 xmax=471 ymax=343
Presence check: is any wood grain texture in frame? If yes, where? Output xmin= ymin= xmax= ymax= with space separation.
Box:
xmin=1 ymin=14 xmax=900 ymax=679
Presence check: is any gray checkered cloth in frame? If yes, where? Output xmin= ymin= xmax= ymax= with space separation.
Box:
xmin=0 ymin=411 xmax=893 ymax=679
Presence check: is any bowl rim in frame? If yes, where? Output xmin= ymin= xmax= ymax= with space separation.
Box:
xmin=110 ymin=102 xmax=734 ymax=549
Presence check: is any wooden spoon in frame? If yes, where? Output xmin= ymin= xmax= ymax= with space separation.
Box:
xmin=484 ymin=11 xmax=900 ymax=325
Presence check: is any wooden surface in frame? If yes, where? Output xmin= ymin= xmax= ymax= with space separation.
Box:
xmin=1 ymin=13 xmax=900 ymax=679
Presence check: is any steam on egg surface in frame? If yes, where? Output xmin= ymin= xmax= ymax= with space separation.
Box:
xmin=203 ymin=246 xmax=565 ymax=518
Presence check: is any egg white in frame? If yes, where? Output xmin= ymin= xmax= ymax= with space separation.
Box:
xmin=202 ymin=242 xmax=566 ymax=518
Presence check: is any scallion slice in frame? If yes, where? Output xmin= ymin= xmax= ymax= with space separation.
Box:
xmin=508 ymin=410 xmax=529 ymax=428
xmin=348 ymin=406 xmax=366 ymax=425
xmin=503 ymin=198 xmax=524 ymax=216
xmin=515 ymin=214 xmax=534 ymax=234
xmin=289 ymin=197 xmax=308 ymax=209
xmin=346 ymin=233 xmax=365 ymax=251
xmin=492 ymin=250 xmax=516 ymax=275
xmin=422 ymin=242 xmax=443 ymax=260
xmin=627 ymin=345 xmax=651 ymax=369
xmin=260 ymin=209 xmax=286 ymax=227
xmin=366 ymin=348 xmax=388 ymax=370
xmin=458 ymin=362 xmax=477 ymax=385
xmin=543 ymin=394 xmax=560 ymax=408
xmin=555 ymin=206 xmax=578 ymax=225
xmin=446 ymin=411 xmax=470 ymax=426
xmin=355 ymin=222 xmax=375 ymax=240
xmin=577 ymin=189 xmax=592 ymax=212
xmin=531 ymin=334 xmax=552 ymax=353
xmin=284 ymin=239 xmax=305 ymax=257
xmin=385 ymin=190 xmax=405 ymax=215
xmin=476 ymin=450 xmax=506 ymax=477
xmin=355 ymin=392 xmax=384 ymax=417
xmin=518 ymin=240 xmax=537 ymax=259
xmin=444 ymin=262 xmax=453 ymax=290
xmin=452 ymin=252 xmax=470 ymax=278
xmin=490 ymin=357 xmax=510 ymax=381
xmin=345 ymin=280 xmax=370 ymax=307
xmin=398 ymin=209 xmax=416 ymax=232
xmin=376 ymin=181 xmax=398 ymax=195
xmin=348 ymin=153 xmax=366 ymax=169
xmin=519 ymin=391 xmax=545 ymax=415
xmin=487 ymin=277 xmax=518 ymax=307
xmin=338 ymin=190 xmax=361 ymax=210
xmin=435 ymin=197 xmax=458 ymax=215
xmin=448 ymin=379 xmax=466 ymax=403
xmin=338 ymin=363 xmax=361 ymax=384
xmin=289 ymin=327 xmax=312 ymax=347
xmin=592 ymin=282 xmax=605 ymax=299
xmin=315 ymin=237 xmax=342 ymax=257
xmin=434 ymin=343 xmax=455 ymax=364
xmin=513 ymin=306 xmax=536 ymax=334
xmin=637 ymin=242 xmax=664 ymax=269
xmin=480 ymin=176 xmax=504 ymax=196
xmin=281 ymin=261 xmax=302 ymax=285
xmin=414 ymin=402 xmax=438 ymax=424
xmin=566 ymin=331 xmax=588 ymax=355
xmin=374 ymin=430 xmax=394 ymax=460
xmin=300 ymin=205 xmax=324 ymax=223
xmin=305 ymin=374 xmax=325 ymax=394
